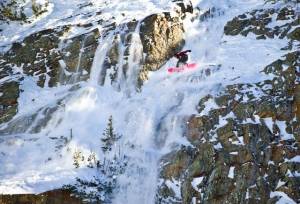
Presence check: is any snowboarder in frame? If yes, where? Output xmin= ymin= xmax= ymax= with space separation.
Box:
xmin=174 ymin=50 xmax=191 ymax=67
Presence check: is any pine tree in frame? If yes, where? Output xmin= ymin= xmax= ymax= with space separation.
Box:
xmin=101 ymin=116 xmax=121 ymax=152
xmin=73 ymin=149 xmax=84 ymax=168
xmin=87 ymin=152 xmax=97 ymax=168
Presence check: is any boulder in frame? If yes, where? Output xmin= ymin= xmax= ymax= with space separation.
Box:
xmin=138 ymin=12 xmax=185 ymax=86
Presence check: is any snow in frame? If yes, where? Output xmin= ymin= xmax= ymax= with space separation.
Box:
xmin=199 ymin=98 xmax=219 ymax=116
xmin=246 ymin=188 xmax=250 ymax=199
xmin=264 ymin=117 xmax=274 ymax=133
xmin=213 ymin=142 xmax=222 ymax=149
xmin=0 ymin=0 xmax=297 ymax=203
xmin=286 ymin=155 xmax=300 ymax=163
xmin=228 ymin=166 xmax=235 ymax=179
xmin=270 ymin=191 xmax=296 ymax=204
xmin=286 ymin=170 xmax=300 ymax=177
xmin=232 ymin=135 xmax=244 ymax=145
xmin=268 ymin=161 xmax=275 ymax=165
xmin=191 ymin=176 xmax=204 ymax=191
xmin=165 ymin=179 xmax=181 ymax=199
xmin=0 ymin=0 xmax=178 ymax=52
xmin=275 ymin=179 xmax=286 ymax=189
xmin=35 ymin=0 xmax=48 ymax=5
xmin=276 ymin=121 xmax=295 ymax=141
xmin=215 ymin=112 xmax=236 ymax=129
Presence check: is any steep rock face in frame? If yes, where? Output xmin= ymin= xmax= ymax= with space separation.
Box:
xmin=224 ymin=4 xmax=299 ymax=47
xmin=0 ymin=0 xmax=50 ymax=22
xmin=0 ymin=5 xmax=189 ymax=126
xmin=31 ymin=0 xmax=49 ymax=16
xmin=99 ymin=11 xmax=187 ymax=89
xmin=2 ymin=26 xmax=70 ymax=88
xmin=0 ymin=25 xmax=101 ymax=127
xmin=138 ymin=12 xmax=185 ymax=86
xmin=0 ymin=2 xmax=192 ymax=123
xmin=60 ymin=28 xmax=100 ymax=84
xmin=156 ymin=1 xmax=300 ymax=202
xmin=156 ymin=51 xmax=300 ymax=204
xmin=0 ymin=81 xmax=19 ymax=124
xmin=0 ymin=26 xmax=102 ymax=88
xmin=0 ymin=189 xmax=85 ymax=204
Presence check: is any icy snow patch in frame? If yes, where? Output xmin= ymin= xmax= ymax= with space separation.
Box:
xmin=285 ymin=155 xmax=300 ymax=163
xmin=199 ymin=98 xmax=219 ymax=116
xmin=275 ymin=179 xmax=286 ymax=189
xmin=228 ymin=166 xmax=235 ymax=179
xmin=264 ymin=117 xmax=274 ymax=133
xmin=276 ymin=121 xmax=295 ymax=140
xmin=191 ymin=176 xmax=204 ymax=191
xmin=270 ymin=191 xmax=296 ymax=204
xmin=213 ymin=142 xmax=223 ymax=150
xmin=165 ymin=179 xmax=181 ymax=199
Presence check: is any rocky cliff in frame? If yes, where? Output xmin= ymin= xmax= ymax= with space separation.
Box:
xmin=156 ymin=1 xmax=300 ymax=203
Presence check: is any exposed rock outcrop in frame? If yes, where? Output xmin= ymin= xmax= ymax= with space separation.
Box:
xmin=0 ymin=6 xmax=189 ymax=126
xmin=224 ymin=4 xmax=299 ymax=47
xmin=156 ymin=4 xmax=300 ymax=202
xmin=0 ymin=189 xmax=86 ymax=204
xmin=0 ymin=81 xmax=19 ymax=124
xmin=0 ymin=25 xmax=101 ymax=126
xmin=156 ymin=51 xmax=300 ymax=203
xmin=60 ymin=29 xmax=100 ymax=84
xmin=138 ymin=12 xmax=185 ymax=86
xmin=0 ymin=0 xmax=50 ymax=22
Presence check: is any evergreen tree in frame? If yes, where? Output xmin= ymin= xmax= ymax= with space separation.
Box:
xmin=101 ymin=115 xmax=121 ymax=152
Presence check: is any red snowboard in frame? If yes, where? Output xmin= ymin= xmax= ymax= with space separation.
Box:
xmin=168 ymin=63 xmax=197 ymax=73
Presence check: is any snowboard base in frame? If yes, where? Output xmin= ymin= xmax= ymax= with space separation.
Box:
xmin=168 ymin=63 xmax=197 ymax=73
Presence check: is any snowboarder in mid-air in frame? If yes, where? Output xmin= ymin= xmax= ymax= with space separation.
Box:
xmin=174 ymin=50 xmax=191 ymax=67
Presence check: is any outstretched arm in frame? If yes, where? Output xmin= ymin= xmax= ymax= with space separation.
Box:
xmin=176 ymin=50 xmax=191 ymax=55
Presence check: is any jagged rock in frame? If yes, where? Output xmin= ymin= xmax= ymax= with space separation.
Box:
xmin=89 ymin=12 xmax=186 ymax=88
xmin=156 ymin=51 xmax=300 ymax=203
xmin=224 ymin=5 xmax=299 ymax=47
xmin=0 ymin=0 xmax=50 ymax=22
xmin=287 ymin=27 xmax=300 ymax=41
xmin=138 ymin=12 xmax=185 ymax=86
xmin=0 ymin=81 xmax=19 ymax=124
xmin=188 ymin=143 xmax=215 ymax=177
xmin=277 ymin=6 xmax=295 ymax=21
xmin=1 ymin=26 xmax=70 ymax=87
xmin=173 ymin=0 xmax=193 ymax=16
xmin=0 ymin=8 xmax=187 ymax=126
xmin=0 ymin=25 xmax=102 ymax=88
xmin=32 ymin=0 xmax=49 ymax=16
xmin=100 ymin=20 xmax=140 ymax=86
xmin=160 ymin=147 xmax=194 ymax=180
xmin=61 ymin=29 xmax=100 ymax=84
xmin=0 ymin=189 xmax=87 ymax=204
xmin=0 ymin=0 xmax=27 ymax=21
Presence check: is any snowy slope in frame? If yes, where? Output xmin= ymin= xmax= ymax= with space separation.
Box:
xmin=0 ymin=0 xmax=298 ymax=203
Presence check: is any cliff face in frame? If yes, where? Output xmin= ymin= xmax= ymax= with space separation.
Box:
xmin=0 ymin=0 xmax=49 ymax=22
xmin=156 ymin=2 xmax=300 ymax=203
xmin=0 ymin=0 xmax=299 ymax=203
xmin=0 ymin=3 xmax=188 ymax=127
xmin=157 ymin=52 xmax=300 ymax=203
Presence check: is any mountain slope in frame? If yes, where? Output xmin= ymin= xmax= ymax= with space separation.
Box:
xmin=0 ymin=0 xmax=299 ymax=203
